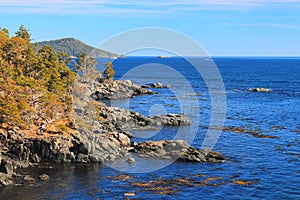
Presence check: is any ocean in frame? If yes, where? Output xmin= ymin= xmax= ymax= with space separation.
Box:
xmin=1 ymin=57 xmax=299 ymax=199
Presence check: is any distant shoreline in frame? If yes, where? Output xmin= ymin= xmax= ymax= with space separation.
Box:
xmin=101 ymin=55 xmax=300 ymax=59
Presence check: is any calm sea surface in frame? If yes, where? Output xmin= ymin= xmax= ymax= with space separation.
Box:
xmin=1 ymin=57 xmax=299 ymax=199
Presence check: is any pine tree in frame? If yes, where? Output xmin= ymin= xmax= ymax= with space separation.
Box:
xmin=103 ymin=62 xmax=115 ymax=80
xmin=0 ymin=25 xmax=76 ymax=129
xmin=15 ymin=24 xmax=31 ymax=43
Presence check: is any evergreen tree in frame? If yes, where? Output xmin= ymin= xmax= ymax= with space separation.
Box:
xmin=77 ymin=52 xmax=99 ymax=82
xmin=103 ymin=62 xmax=115 ymax=80
xmin=0 ymin=25 xmax=76 ymax=128
xmin=15 ymin=24 xmax=31 ymax=43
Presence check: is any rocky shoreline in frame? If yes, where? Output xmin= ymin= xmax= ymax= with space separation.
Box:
xmin=94 ymin=79 xmax=153 ymax=99
xmin=0 ymin=78 xmax=224 ymax=187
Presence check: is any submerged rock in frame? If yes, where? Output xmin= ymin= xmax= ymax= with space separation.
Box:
xmin=232 ymin=179 xmax=258 ymax=185
xmin=126 ymin=157 xmax=135 ymax=163
xmin=222 ymin=126 xmax=279 ymax=139
xmin=124 ymin=192 xmax=135 ymax=197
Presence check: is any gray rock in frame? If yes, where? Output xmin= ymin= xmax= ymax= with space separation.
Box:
xmin=0 ymin=173 xmax=14 ymax=187
xmin=95 ymin=80 xmax=153 ymax=100
xmin=143 ymin=83 xmax=171 ymax=89
xmin=77 ymin=153 xmax=90 ymax=163
xmin=0 ymin=159 xmax=13 ymax=176
xmin=132 ymin=140 xmax=225 ymax=163
xmin=118 ymin=133 xmax=131 ymax=146
xmin=39 ymin=173 xmax=50 ymax=181
xmin=23 ymin=175 xmax=35 ymax=183
xmin=247 ymin=88 xmax=272 ymax=92
xmin=126 ymin=157 xmax=135 ymax=163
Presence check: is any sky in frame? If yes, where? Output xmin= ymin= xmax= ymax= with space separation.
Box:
xmin=0 ymin=0 xmax=300 ymax=56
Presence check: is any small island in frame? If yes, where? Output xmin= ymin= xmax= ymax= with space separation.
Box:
xmin=157 ymin=55 xmax=170 ymax=58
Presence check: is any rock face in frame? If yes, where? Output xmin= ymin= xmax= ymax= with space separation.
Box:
xmin=0 ymin=159 xmax=13 ymax=176
xmin=0 ymin=126 xmax=131 ymax=186
xmin=75 ymin=132 xmax=130 ymax=163
xmin=95 ymin=79 xmax=153 ymax=99
xmin=0 ymin=154 xmax=15 ymax=186
xmin=0 ymin=127 xmax=131 ymax=164
xmin=0 ymin=157 xmax=15 ymax=187
xmin=129 ymin=140 xmax=225 ymax=163
xmin=247 ymin=88 xmax=272 ymax=92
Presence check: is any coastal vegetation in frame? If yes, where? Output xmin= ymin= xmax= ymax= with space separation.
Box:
xmin=0 ymin=25 xmax=75 ymax=129
xmin=103 ymin=62 xmax=115 ymax=80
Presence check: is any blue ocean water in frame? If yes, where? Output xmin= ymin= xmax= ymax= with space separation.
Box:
xmin=1 ymin=57 xmax=300 ymax=199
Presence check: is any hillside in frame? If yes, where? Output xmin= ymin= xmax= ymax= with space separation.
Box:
xmin=34 ymin=37 xmax=118 ymax=58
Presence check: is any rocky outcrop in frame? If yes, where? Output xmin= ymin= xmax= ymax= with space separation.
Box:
xmin=74 ymin=132 xmax=130 ymax=163
xmin=96 ymin=103 xmax=191 ymax=131
xmin=150 ymin=114 xmax=191 ymax=127
xmin=129 ymin=140 xmax=225 ymax=163
xmin=142 ymin=82 xmax=171 ymax=89
xmin=247 ymin=88 xmax=272 ymax=92
xmin=0 ymin=126 xmax=131 ymax=186
xmin=95 ymin=79 xmax=153 ymax=99
xmin=0 ymin=127 xmax=131 ymax=164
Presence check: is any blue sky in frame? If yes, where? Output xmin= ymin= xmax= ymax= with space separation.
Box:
xmin=0 ymin=0 xmax=300 ymax=56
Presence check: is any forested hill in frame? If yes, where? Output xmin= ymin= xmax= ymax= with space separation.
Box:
xmin=34 ymin=37 xmax=118 ymax=58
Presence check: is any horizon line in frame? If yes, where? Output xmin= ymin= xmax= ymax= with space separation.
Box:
xmin=110 ymin=55 xmax=300 ymax=58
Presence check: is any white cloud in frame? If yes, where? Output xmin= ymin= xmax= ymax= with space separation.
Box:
xmin=0 ymin=0 xmax=300 ymax=15
xmin=219 ymin=22 xmax=300 ymax=29
xmin=237 ymin=23 xmax=300 ymax=28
